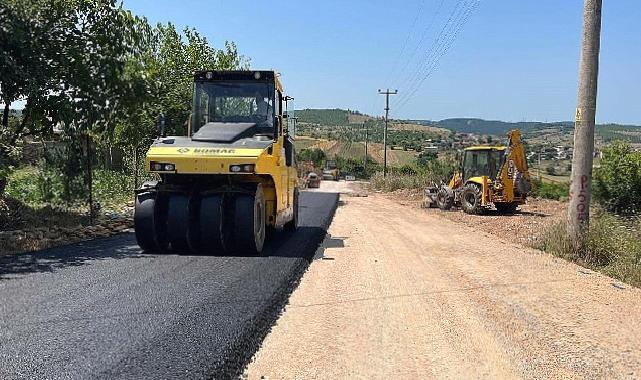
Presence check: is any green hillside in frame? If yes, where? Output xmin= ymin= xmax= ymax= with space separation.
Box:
xmin=411 ymin=118 xmax=641 ymax=142
xmin=292 ymin=108 xmax=366 ymax=126
xmin=429 ymin=118 xmax=574 ymax=135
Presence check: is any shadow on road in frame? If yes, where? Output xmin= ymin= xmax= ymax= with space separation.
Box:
xmin=0 ymin=192 xmax=340 ymax=283
xmin=438 ymin=207 xmax=550 ymax=218
xmin=312 ymin=233 xmax=346 ymax=260
xmin=0 ymin=234 xmax=143 ymax=280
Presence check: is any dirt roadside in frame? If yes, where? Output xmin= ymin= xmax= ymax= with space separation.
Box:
xmin=380 ymin=188 xmax=567 ymax=246
xmin=245 ymin=182 xmax=641 ymax=379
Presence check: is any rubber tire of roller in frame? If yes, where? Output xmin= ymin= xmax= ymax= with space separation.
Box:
xmin=134 ymin=192 xmax=168 ymax=253
xmin=194 ymin=195 xmax=226 ymax=254
xmin=167 ymin=194 xmax=191 ymax=252
xmin=284 ymin=188 xmax=299 ymax=232
xmin=233 ymin=186 xmax=266 ymax=254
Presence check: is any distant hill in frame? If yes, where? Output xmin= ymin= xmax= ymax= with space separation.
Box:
xmin=292 ymin=108 xmax=372 ymax=126
xmin=411 ymin=118 xmax=641 ymax=142
xmin=428 ymin=118 xmax=574 ymax=135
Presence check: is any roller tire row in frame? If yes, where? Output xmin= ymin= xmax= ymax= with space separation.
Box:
xmin=134 ymin=185 xmax=269 ymax=255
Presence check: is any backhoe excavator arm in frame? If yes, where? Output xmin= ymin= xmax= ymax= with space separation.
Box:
xmin=497 ymin=129 xmax=531 ymax=200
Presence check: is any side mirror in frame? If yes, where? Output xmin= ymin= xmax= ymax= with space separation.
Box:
xmin=282 ymin=112 xmax=289 ymax=119
xmin=157 ymin=113 xmax=166 ymax=138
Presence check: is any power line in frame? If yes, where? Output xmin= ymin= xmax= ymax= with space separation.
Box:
xmin=397 ymin=2 xmax=479 ymax=112
xmin=393 ymin=0 xmax=475 ymax=108
xmin=384 ymin=0 xmax=427 ymax=88
xmin=393 ymin=0 xmax=462 ymax=100
xmin=391 ymin=0 xmax=447 ymax=89
xmin=394 ymin=0 xmax=480 ymax=112
xmin=393 ymin=0 xmax=468 ymax=104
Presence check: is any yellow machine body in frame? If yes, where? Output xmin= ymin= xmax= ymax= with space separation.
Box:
xmin=146 ymin=142 xmax=297 ymax=227
xmin=431 ymin=129 xmax=532 ymax=214
xmin=135 ymin=70 xmax=299 ymax=254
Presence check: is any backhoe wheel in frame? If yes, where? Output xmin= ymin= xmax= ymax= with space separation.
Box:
xmin=284 ymin=188 xmax=299 ymax=231
xmin=436 ymin=188 xmax=454 ymax=210
xmin=192 ymin=195 xmax=226 ymax=254
xmin=495 ymin=202 xmax=518 ymax=214
xmin=167 ymin=194 xmax=191 ymax=252
xmin=134 ymin=192 xmax=168 ymax=253
xmin=461 ymin=183 xmax=485 ymax=215
xmin=233 ymin=185 xmax=266 ymax=254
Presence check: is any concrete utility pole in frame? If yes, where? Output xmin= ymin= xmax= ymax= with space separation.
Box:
xmin=567 ymin=0 xmax=602 ymax=243
xmin=378 ymin=89 xmax=398 ymax=177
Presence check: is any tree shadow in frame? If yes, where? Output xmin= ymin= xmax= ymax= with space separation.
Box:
xmin=0 ymin=196 xmax=90 ymax=231
xmin=0 ymin=233 xmax=143 ymax=280
xmin=0 ymin=191 xmax=341 ymax=280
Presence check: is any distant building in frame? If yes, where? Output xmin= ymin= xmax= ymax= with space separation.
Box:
xmin=9 ymin=109 xmax=23 ymax=118
xmin=423 ymin=145 xmax=438 ymax=154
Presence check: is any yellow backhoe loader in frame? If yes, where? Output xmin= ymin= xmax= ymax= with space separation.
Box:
xmin=134 ymin=70 xmax=298 ymax=254
xmin=425 ymin=129 xmax=532 ymax=214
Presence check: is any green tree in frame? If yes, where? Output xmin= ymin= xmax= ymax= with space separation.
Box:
xmin=297 ymin=148 xmax=326 ymax=167
xmin=593 ymin=141 xmax=641 ymax=214
xmin=1 ymin=0 xmax=149 ymax=196
xmin=417 ymin=151 xmax=438 ymax=167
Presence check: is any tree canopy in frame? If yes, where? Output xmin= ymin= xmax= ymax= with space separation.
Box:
xmin=0 ymin=0 xmax=247 ymax=194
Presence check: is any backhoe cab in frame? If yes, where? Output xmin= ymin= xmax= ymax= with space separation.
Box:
xmin=134 ymin=70 xmax=298 ymax=254
xmin=427 ymin=129 xmax=532 ymax=215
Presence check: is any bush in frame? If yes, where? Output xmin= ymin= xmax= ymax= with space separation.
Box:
xmin=6 ymin=166 xmax=132 ymax=209
xmin=593 ymin=141 xmax=641 ymax=215
xmin=530 ymin=179 xmax=569 ymax=200
xmin=297 ymin=148 xmax=326 ymax=167
xmin=370 ymin=159 xmax=455 ymax=192
xmin=370 ymin=172 xmax=430 ymax=191
xmin=335 ymin=155 xmax=380 ymax=179
xmin=532 ymin=210 xmax=641 ymax=287
xmin=417 ymin=151 xmax=437 ymax=167
xmin=0 ymin=143 xmax=21 ymax=195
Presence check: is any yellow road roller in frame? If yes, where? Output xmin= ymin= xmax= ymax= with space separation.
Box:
xmin=134 ymin=70 xmax=299 ymax=254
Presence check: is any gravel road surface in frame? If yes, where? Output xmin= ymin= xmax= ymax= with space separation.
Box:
xmin=247 ymin=183 xmax=641 ymax=379
xmin=0 ymin=191 xmax=338 ymax=380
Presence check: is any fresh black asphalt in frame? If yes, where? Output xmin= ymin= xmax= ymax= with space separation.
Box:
xmin=0 ymin=191 xmax=338 ymax=380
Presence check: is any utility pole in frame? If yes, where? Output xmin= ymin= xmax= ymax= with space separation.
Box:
xmin=290 ymin=117 xmax=299 ymax=138
xmin=378 ymin=89 xmax=397 ymax=177
xmin=567 ymin=0 xmax=602 ymax=244
xmin=538 ymin=148 xmax=542 ymax=181
xmin=364 ymin=121 xmax=368 ymax=167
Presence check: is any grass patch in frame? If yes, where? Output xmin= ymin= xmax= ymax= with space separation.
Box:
xmin=369 ymin=172 xmax=431 ymax=192
xmin=531 ymin=179 xmax=569 ymax=201
xmin=293 ymin=137 xmax=322 ymax=150
xmin=531 ymin=210 xmax=641 ymax=288
xmin=369 ymin=159 xmax=455 ymax=192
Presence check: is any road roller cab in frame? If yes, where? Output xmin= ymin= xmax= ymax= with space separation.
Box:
xmin=134 ymin=70 xmax=299 ymax=254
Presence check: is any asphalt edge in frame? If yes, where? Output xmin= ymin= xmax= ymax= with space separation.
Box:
xmin=215 ymin=192 xmax=340 ymax=379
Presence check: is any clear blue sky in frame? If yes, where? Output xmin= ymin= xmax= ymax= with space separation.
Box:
xmin=122 ymin=1 xmax=639 ymax=124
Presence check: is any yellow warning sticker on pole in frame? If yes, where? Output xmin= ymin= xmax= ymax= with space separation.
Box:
xmin=575 ymin=108 xmax=582 ymax=122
